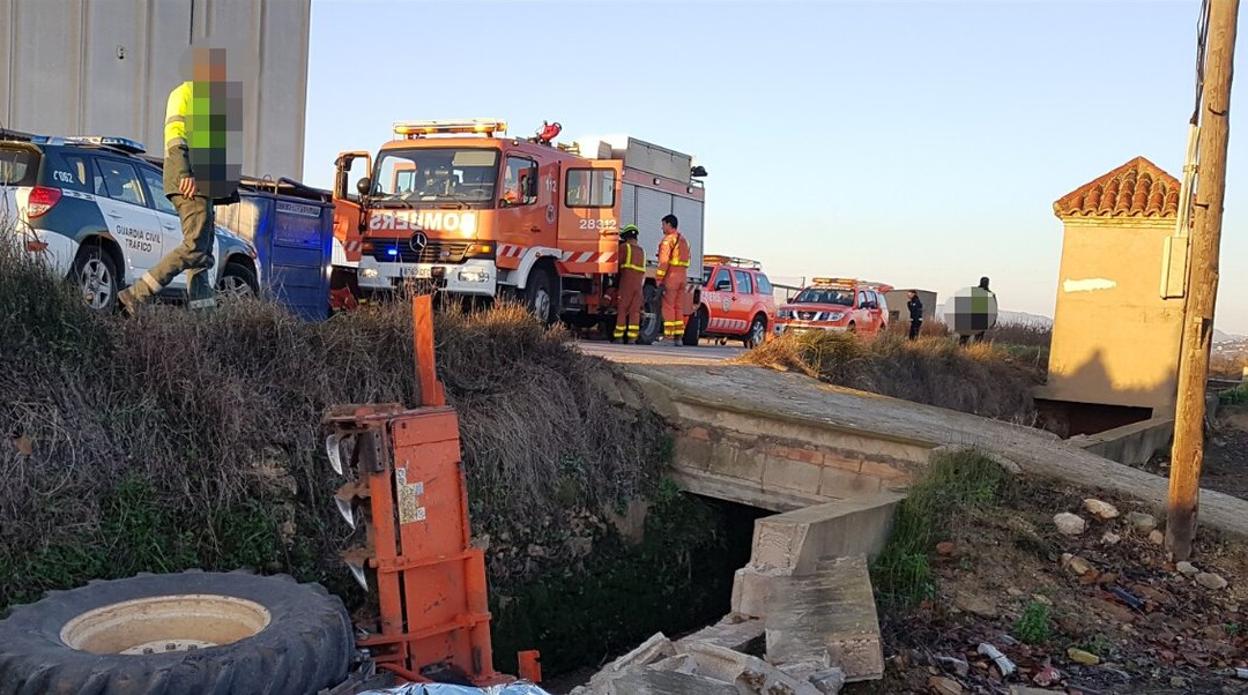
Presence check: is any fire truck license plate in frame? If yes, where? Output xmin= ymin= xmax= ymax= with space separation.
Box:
xmin=400 ymin=266 xmax=432 ymax=279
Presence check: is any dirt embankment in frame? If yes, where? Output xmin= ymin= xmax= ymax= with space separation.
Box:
xmin=0 ymin=245 xmax=743 ymax=674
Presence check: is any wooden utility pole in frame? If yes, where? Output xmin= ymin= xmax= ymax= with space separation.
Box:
xmin=1167 ymin=0 xmax=1239 ymax=561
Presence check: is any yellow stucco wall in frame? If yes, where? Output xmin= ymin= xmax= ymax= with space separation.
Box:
xmin=1044 ymin=218 xmax=1184 ymax=414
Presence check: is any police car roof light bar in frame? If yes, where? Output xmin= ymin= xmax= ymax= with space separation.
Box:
xmin=28 ymin=135 xmax=146 ymax=154
xmin=393 ymin=119 xmax=507 ymax=139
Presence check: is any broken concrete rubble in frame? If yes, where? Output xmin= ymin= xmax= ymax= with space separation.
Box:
xmin=674 ymin=614 xmax=766 ymax=653
xmin=604 ymin=669 xmax=738 ymax=695
xmin=764 ymin=556 xmax=884 ymax=682
xmin=681 ymin=642 xmax=822 ymax=695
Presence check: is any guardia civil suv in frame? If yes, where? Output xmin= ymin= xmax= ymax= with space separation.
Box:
xmin=0 ymin=131 xmax=259 ymax=311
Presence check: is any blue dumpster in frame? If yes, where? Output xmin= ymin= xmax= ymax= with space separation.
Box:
xmin=215 ymin=178 xmax=334 ymax=320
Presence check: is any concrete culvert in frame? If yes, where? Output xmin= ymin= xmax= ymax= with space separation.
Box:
xmin=0 ymin=570 xmax=353 ymax=695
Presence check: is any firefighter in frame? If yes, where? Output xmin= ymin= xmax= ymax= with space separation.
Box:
xmin=614 ymin=225 xmax=646 ymax=343
xmin=655 ymin=214 xmax=690 ymax=343
xmin=119 ymin=46 xmax=239 ymax=315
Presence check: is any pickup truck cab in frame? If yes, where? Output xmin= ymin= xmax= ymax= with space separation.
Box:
xmin=684 ymin=255 xmax=776 ymax=347
xmin=775 ymin=278 xmax=892 ymax=336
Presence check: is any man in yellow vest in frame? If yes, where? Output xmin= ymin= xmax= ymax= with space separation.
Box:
xmin=655 ymin=214 xmax=690 ymax=342
xmin=119 ymin=46 xmax=240 ymax=314
xmin=614 ymin=225 xmax=645 ymax=343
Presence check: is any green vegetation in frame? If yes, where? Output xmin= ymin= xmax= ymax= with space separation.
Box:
xmin=870 ymin=449 xmax=1011 ymax=607
xmin=1015 ymin=600 xmax=1053 ymax=645
xmin=1219 ymin=384 xmax=1248 ymax=406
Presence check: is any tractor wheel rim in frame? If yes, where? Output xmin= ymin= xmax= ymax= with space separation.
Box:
xmin=79 ymin=259 xmax=112 ymax=308
xmin=60 ymin=594 xmax=271 ymax=655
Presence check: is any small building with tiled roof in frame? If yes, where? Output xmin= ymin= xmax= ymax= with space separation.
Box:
xmin=1037 ymin=157 xmax=1187 ymax=435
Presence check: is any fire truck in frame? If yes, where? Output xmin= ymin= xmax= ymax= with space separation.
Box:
xmin=330 ymin=119 xmax=706 ymax=341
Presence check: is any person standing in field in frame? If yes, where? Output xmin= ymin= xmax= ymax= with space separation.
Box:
xmin=907 ymin=290 xmax=924 ymax=340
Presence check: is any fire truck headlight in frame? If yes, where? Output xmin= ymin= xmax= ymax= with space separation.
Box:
xmin=827 ymin=312 xmax=845 ymax=321
xmin=778 ymin=309 xmax=793 ymax=319
xmin=361 ymin=268 xmax=380 ymax=279
xmin=458 ymin=269 xmax=490 ymax=283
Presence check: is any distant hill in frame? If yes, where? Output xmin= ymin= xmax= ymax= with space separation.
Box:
xmin=1214 ymin=328 xmax=1246 ymax=344
xmin=997 ymin=311 xmax=1053 ymax=328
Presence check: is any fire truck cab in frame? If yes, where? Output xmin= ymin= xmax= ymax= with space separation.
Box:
xmin=331 ymin=119 xmax=706 ymax=341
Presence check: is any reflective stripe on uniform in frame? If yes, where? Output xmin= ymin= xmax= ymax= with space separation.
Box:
xmin=164 ymin=82 xmax=191 ymax=150
xmin=621 ymin=244 xmax=645 ymax=272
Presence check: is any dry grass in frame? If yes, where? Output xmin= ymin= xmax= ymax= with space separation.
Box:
xmin=0 ymin=242 xmax=664 ymax=606
xmin=741 ymin=331 xmax=1040 ymax=422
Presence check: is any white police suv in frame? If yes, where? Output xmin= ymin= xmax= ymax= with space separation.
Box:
xmin=0 ymin=132 xmax=259 ymax=311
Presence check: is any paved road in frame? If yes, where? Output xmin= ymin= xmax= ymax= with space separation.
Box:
xmin=577 ymin=339 xmax=745 ymax=365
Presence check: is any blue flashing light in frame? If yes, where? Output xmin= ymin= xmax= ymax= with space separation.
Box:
xmin=386 ymin=248 xmax=398 ymax=256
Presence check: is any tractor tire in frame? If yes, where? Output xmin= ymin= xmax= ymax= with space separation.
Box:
xmin=0 ymin=570 xmax=353 ymax=695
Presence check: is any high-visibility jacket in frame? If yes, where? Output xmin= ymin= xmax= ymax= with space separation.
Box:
xmin=162 ymin=80 xmax=238 ymax=202
xmin=162 ymin=82 xmax=194 ymax=197
xmin=618 ymin=240 xmax=646 ymax=274
xmin=656 ymin=232 xmax=690 ymax=280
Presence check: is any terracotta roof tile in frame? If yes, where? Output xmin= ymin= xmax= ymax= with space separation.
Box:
xmin=1053 ymin=156 xmax=1180 ymax=219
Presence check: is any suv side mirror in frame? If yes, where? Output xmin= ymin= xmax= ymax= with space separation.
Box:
xmin=716 ymin=280 xmax=732 ymax=292
xmin=356 ymin=177 xmax=372 ymax=196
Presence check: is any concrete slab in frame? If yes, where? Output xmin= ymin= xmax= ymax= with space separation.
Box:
xmin=674 ymin=615 xmax=765 ymax=653
xmin=604 ymin=669 xmax=738 ymax=695
xmin=680 ymin=642 xmax=821 ymax=695
xmin=750 ymin=492 xmax=905 ymax=573
xmin=764 ymin=556 xmax=884 ymax=682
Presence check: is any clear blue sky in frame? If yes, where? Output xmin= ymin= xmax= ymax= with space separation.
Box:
xmin=303 ymin=0 xmax=1247 ymax=333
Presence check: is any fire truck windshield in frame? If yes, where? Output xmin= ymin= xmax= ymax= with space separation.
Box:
xmin=793 ymin=288 xmax=854 ymax=306
xmin=371 ymin=148 xmax=500 ymax=209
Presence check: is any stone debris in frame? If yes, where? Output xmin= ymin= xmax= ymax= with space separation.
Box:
xmin=1101 ymin=531 xmax=1122 ymax=545
xmin=1083 ymin=498 xmax=1120 ymax=520
xmin=1053 ymin=512 xmax=1086 ymax=535
xmin=1066 ymin=647 xmax=1100 ymax=666
xmin=603 ymin=669 xmax=738 ymax=695
xmin=674 ymin=614 xmax=765 ymax=653
xmin=1196 ymin=571 xmax=1229 ymax=590
xmin=680 ymin=642 xmax=821 ymax=695
xmin=933 ymin=655 xmax=970 ymax=677
xmin=1176 ymin=561 xmax=1200 ymax=577
xmin=928 ymin=675 xmax=963 ymax=694
xmin=573 ymin=632 xmax=676 ymax=694
xmin=953 ymin=591 xmax=998 ymax=618
xmin=1060 ymin=553 xmax=1094 ymax=576
xmin=1126 ymin=511 xmax=1157 ymax=534
xmin=1148 ymin=529 xmax=1165 ymax=545
xmin=807 ymin=667 xmax=846 ymax=694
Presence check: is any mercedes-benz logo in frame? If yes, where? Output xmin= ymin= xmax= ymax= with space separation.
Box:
xmin=408 ymin=232 xmax=428 ymax=253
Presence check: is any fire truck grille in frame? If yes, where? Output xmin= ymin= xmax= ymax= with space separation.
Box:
xmin=797 ymin=311 xmax=818 ymax=321
xmin=369 ymin=238 xmax=472 ymax=264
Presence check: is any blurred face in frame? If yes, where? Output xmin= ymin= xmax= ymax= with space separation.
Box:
xmin=183 ymin=46 xmax=227 ymax=82
xmin=661 ymin=221 xmax=674 ymax=234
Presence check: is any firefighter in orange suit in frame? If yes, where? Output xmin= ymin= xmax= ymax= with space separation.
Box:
xmin=614 ymin=225 xmax=646 ymax=343
xmin=655 ymin=214 xmax=691 ymax=342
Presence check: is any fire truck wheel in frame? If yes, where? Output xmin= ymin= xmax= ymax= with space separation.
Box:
xmin=525 ymin=265 xmax=560 ymax=326
xmin=0 ymin=570 xmax=354 ymax=695
xmin=635 ymin=285 xmax=661 ymax=345
xmin=682 ymin=307 xmax=707 ymax=346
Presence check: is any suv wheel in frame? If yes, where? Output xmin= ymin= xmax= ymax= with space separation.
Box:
xmin=682 ymin=306 xmax=708 ymax=346
xmin=72 ymin=248 xmax=120 ymax=312
xmin=744 ymin=314 xmax=767 ymax=348
xmin=218 ymin=260 xmax=259 ymax=299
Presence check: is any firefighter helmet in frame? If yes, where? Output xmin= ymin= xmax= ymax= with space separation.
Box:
xmin=620 ymin=224 xmax=639 ymax=240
